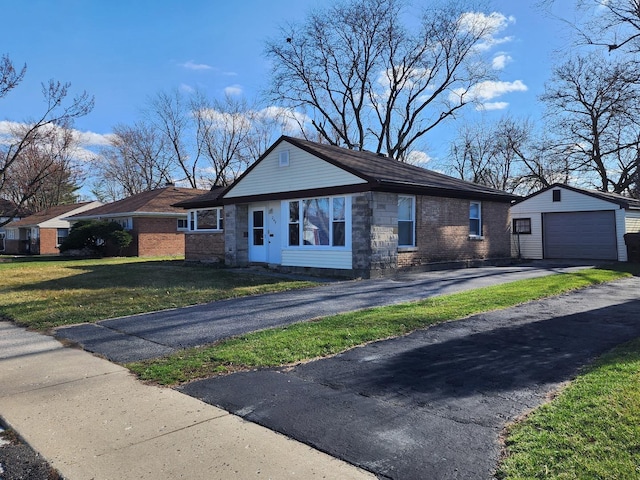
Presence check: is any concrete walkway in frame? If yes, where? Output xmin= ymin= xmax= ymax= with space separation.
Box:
xmin=0 ymin=322 xmax=374 ymax=480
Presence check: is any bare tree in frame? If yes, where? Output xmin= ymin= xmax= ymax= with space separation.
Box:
xmin=193 ymin=94 xmax=270 ymax=186
xmin=448 ymin=116 xmax=581 ymax=194
xmin=556 ymin=0 xmax=640 ymax=53
xmin=541 ymin=52 xmax=640 ymax=195
xmin=3 ymin=123 xmax=82 ymax=212
xmin=146 ymin=89 xmax=200 ymax=188
xmin=265 ymin=0 xmax=503 ymax=160
xmin=94 ymin=122 xmax=173 ymax=200
xmin=1 ymin=54 xmax=93 ymax=225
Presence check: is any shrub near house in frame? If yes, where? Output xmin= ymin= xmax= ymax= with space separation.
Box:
xmin=60 ymin=220 xmax=132 ymax=256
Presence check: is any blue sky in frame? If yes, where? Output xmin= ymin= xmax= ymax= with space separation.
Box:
xmin=1 ymin=0 xmax=579 ymax=169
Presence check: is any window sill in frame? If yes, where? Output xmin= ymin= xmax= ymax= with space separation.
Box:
xmin=468 ymin=235 xmax=484 ymax=241
xmin=188 ymin=229 xmax=224 ymax=233
xmin=398 ymin=246 xmax=418 ymax=252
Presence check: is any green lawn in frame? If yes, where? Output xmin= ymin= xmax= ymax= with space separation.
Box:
xmin=127 ymin=266 xmax=635 ymax=386
xmin=3 ymin=256 xmax=639 ymax=478
xmin=0 ymin=256 xmax=316 ymax=330
xmin=497 ymin=337 xmax=640 ymax=479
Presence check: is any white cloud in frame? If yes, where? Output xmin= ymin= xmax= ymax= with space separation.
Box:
xmin=492 ymin=54 xmax=512 ymax=70
xmin=451 ymin=79 xmax=527 ymax=105
xmin=180 ymin=60 xmax=213 ymax=71
xmin=459 ymin=12 xmax=516 ymax=51
xmin=224 ymin=84 xmax=243 ymax=96
xmin=74 ymin=130 xmax=114 ymax=147
xmin=258 ymin=106 xmax=311 ymax=134
xmin=406 ymin=150 xmax=432 ymax=167
xmin=478 ymin=101 xmax=509 ymax=111
xmin=180 ymin=83 xmax=195 ymax=94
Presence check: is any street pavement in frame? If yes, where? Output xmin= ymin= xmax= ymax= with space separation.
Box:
xmin=55 ymin=263 xmax=594 ymax=363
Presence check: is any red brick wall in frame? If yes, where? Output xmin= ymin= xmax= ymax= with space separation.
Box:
xmin=38 ymin=228 xmax=60 ymax=255
xmin=184 ymin=232 xmax=225 ymax=263
xmin=131 ymin=217 xmax=186 ymax=257
xmin=397 ymin=196 xmax=511 ymax=268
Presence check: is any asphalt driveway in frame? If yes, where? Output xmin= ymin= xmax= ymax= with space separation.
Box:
xmin=55 ymin=263 xmax=592 ymax=363
xmin=180 ymin=277 xmax=640 ymax=480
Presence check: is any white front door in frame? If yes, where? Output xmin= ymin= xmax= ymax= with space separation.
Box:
xmin=249 ymin=203 xmax=282 ymax=264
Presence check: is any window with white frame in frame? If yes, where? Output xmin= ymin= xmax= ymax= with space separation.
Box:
xmin=469 ymin=202 xmax=482 ymax=237
xmin=57 ymin=228 xmax=69 ymax=246
xmin=189 ymin=208 xmax=223 ymax=231
xmin=287 ymin=196 xmax=347 ymax=247
xmin=177 ymin=217 xmax=188 ymax=230
xmin=398 ymin=195 xmax=415 ymax=247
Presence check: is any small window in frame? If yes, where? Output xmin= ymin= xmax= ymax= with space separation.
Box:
xmin=398 ymin=196 xmax=415 ymax=247
xmin=279 ymin=150 xmax=290 ymax=167
xmin=469 ymin=202 xmax=482 ymax=237
xmin=57 ymin=228 xmax=69 ymax=246
xmin=288 ymin=201 xmax=300 ymax=246
xmin=552 ymin=189 xmax=561 ymax=202
xmin=512 ymin=218 xmax=531 ymax=234
xmin=177 ymin=218 xmax=188 ymax=230
xmin=332 ymin=197 xmax=346 ymax=247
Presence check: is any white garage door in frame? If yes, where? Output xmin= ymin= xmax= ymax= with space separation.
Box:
xmin=543 ymin=211 xmax=617 ymax=260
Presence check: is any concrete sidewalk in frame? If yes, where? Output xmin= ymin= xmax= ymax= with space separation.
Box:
xmin=0 ymin=322 xmax=374 ymax=480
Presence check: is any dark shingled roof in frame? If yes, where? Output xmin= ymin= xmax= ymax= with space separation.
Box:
xmin=8 ymin=202 xmax=94 ymax=227
xmin=172 ymin=186 xmax=225 ymax=209
xmin=174 ymin=136 xmax=519 ymax=209
xmin=68 ymin=187 xmax=210 ymax=218
xmin=281 ymin=136 xmax=517 ymax=201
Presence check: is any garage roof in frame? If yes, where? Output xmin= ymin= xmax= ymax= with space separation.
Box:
xmin=514 ymin=183 xmax=640 ymax=209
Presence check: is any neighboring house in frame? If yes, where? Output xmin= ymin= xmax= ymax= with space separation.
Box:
xmin=0 ymin=199 xmax=30 ymax=252
xmin=510 ymin=183 xmax=640 ymax=262
xmin=176 ymin=136 xmax=517 ymax=278
xmin=66 ymin=186 xmax=210 ymax=257
xmin=4 ymin=202 xmax=102 ymax=255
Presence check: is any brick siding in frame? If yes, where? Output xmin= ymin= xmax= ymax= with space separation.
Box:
xmin=185 ymin=232 xmax=225 ymax=263
xmin=38 ymin=228 xmax=59 ymax=254
xmin=397 ymin=196 xmax=511 ymax=268
xmin=130 ymin=217 xmax=186 ymax=257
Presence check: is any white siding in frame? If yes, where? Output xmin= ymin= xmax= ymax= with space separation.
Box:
xmin=511 ymin=213 xmax=543 ymax=259
xmin=282 ymin=249 xmax=352 ymax=270
xmin=510 ymin=186 xmax=626 ymax=261
xmin=626 ymin=212 xmax=640 ymax=233
xmin=41 ymin=201 xmax=103 ymax=228
xmin=615 ymin=209 xmax=627 ymax=262
xmin=224 ymin=141 xmax=367 ymax=199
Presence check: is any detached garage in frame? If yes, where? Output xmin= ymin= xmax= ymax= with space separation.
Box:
xmin=510 ymin=184 xmax=640 ymax=262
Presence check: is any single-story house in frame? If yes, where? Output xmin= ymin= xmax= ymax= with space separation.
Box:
xmin=66 ymin=186 xmax=210 ymax=257
xmin=4 ymin=201 xmax=102 ymax=255
xmin=509 ymin=183 xmax=640 ymax=262
xmin=0 ymin=199 xmax=30 ymax=252
xmin=175 ymin=136 xmax=518 ymax=278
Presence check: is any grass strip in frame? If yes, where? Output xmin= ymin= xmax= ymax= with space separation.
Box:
xmin=0 ymin=256 xmax=315 ymax=330
xmin=496 ymin=337 xmax=640 ymax=479
xmin=127 ymin=267 xmax=632 ymax=386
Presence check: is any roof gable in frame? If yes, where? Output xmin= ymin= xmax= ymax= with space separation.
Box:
xmin=7 ymin=202 xmax=102 ymax=228
xmin=514 ymin=183 xmax=640 ymax=210
xmin=220 ymin=136 xmax=517 ymax=204
xmin=223 ymin=138 xmax=368 ymax=199
xmin=67 ymin=187 xmax=210 ymax=218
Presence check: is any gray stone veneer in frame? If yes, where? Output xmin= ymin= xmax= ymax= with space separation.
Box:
xmin=224 ymin=204 xmax=249 ymax=267
xmin=352 ymin=192 xmax=399 ymax=278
